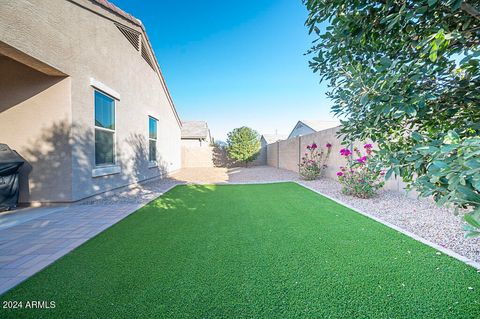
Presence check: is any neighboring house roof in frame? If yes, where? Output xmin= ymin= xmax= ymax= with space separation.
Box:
xmin=288 ymin=120 xmax=340 ymax=138
xmin=84 ymin=0 xmax=182 ymax=128
xmin=261 ymin=134 xmax=287 ymax=144
xmin=299 ymin=120 xmax=340 ymax=131
xmin=181 ymin=121 xmax=210 ymax=139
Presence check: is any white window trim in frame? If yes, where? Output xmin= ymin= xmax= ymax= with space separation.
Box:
xmin=148 ymin=161 xmax=158 ymax=168
xmin=90 ymin=78 xmax=121 ymax=100
xmin=93 ymin=89 xmax=118 ymax=170
xmin=148 ymin=116 xmax=158 ymax=164
xmin=92 ymin=165 xmax=121 ymax=178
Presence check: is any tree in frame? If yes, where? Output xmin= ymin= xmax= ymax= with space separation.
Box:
xmin=304 ymin=0 xmax=480 ymax=236
xmin=226 ymin=127 xmax=261 ymax=167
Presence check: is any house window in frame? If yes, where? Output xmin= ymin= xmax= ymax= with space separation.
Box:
xmin=94 ymin=91 xmax=115 ymax=166
xmin=149 ymin=116 xmax=158 ymax=162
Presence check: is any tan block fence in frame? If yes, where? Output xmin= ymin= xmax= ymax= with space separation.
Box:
xmin=266 ymin=126 xmax=415 ymax=196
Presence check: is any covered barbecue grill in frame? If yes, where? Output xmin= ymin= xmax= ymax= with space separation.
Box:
xmin=0 ymin=144 xmax=24 ymax=210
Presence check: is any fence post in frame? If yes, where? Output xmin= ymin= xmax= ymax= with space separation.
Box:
xmin=298 ymin=136 xmax=301 ymax=173
xmin=277 ymin=141 xmax=280 ymax=169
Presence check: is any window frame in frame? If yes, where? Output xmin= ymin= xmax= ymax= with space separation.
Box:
xmin=94 ymin=90 xmax=117 ymax=167
xmin=148 ymin=116 xmax=158 ymax=163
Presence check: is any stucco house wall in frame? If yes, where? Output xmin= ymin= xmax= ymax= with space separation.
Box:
xmin=0 ymin=0 xmax=182 ymax=203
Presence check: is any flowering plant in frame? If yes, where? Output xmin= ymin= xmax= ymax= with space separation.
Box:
xmin=337 ymin=143 xmax=385 ymax=198
xmin=299 ymin=143 xmax=332 ymax=180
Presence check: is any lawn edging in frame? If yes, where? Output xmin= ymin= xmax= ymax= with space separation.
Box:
xmin=296 ymin=181 xmax=480 ymax=271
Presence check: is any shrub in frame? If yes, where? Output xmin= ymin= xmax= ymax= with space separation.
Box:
xmin=299 ymin=143 xmax=332 ymax=180
xmin=337 ymin=144 xmax=385 ymax=198
xmin=226 ymin=127 xmax=260 ymax=167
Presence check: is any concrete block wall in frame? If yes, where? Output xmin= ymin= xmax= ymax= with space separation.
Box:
xmin=266 ymin=126 xmax=415 ymax=196
xmin=182 ymin=146 xmax=214 ymax=168
xmin=267 ymin=142 xmax=279 ymax=167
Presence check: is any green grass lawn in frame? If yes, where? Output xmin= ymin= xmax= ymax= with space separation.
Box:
xmin=1 ymin=182 xmax=480 ymax=318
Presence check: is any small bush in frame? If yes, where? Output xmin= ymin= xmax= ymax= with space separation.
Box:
xmin=337 ymin=144 xmax=384 ymax=198
xmin=299 ymin=143 xmax=332 ymax=180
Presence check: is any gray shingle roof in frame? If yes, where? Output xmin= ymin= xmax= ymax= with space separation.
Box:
xmin=300 ymin=120 xmax=340 ymax=131
xmin=181 ymin=121 xmax=209 ymax=139
xmin=261 ymin=134 xmax=287 ymax=144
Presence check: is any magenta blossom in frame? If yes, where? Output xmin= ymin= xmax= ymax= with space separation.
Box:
xmin=311 ymin=143 xmax=318 ymax=149
xmin=340 ymin=148 xmax=352 ymax=157
xmin=356 ymin=156 xmax=367 ymax=164
xmin=364 ymin=143 xmax=373 ymax=149
xmin=336 ymin=171 xmax=344 ymax=177
xmin=326 ymin=143 xmax=332 ymax=148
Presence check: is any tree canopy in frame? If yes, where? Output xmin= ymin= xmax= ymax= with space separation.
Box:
xmin=226 ymin=127 xmax=261 ymax=167
xmin=304 ymin=0 xmax=480 ymax=235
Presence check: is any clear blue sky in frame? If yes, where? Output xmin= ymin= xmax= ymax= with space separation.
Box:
xmin=111 ymin=0 xmax=334 ymax=140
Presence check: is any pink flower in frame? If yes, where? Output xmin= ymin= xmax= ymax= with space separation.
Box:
xmin=326 ymin=143 xmax=332 ymax=148
xmin=356 ymin=156 xmax=367 ymax=164
xmin=364 ymin=143 xmax=373 ymax=149
xmin=380 ymin=171 xmax=385 ymax=176
xmin=337 ymin=171 xmax=344 ymax=177
xmin=311 ymin=143 xmax=318 ymax=149
xmin=340 ymin=148 xmax=352 ymax=157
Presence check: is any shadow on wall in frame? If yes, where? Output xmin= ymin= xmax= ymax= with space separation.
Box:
xmin=19 ymin=121 xmax=74 ymax=203
xmin=212 ymin=145 xmax=238 ymax=168
xmin=0 ymin=55 xmax=65 ymax=114
xmin=126 ymin=133 xmax=168 ymax=180
xmin=18 ymin=120 xmax=169 ymax=203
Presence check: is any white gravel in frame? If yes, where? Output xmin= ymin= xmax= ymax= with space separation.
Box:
xmin=78 ymin=166 xmax=480 ymax=263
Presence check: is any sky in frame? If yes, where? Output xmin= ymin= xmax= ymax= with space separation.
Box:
xmin=111 ymin=0 xmax=335 ymax=140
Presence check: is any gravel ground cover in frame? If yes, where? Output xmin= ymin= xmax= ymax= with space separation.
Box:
xmin=3 ymin=183 xmax=479 ymax=318
xmin=79 ymin=166 xmax=480 ymax=263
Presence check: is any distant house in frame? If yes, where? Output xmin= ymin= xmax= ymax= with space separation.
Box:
xmin=0 ymin=0 xmax=182 ymax=204
xmin=288 ymin=120 xmax=340 ymax=139
xmin=261 ymin=134 xmax=287 ymax=146
xmin=253 ymin=133 xmax=287 ymax=165
xmin=181 ymin=121 xmax=214 ymax=168
xmin=181 ymin=121 xmax=212 ymax=147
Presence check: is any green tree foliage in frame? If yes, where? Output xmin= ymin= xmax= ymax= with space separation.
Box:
xmin=304 ymin=0 xmax=480 ymax=235
xmin=226 ymin=127 xmax=261 ymax=167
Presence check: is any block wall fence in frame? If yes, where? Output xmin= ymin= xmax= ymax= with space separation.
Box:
xmin=266 ymin=126 xmax=416 ymax=196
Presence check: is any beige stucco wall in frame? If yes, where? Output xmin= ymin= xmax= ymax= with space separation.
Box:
xmin=0 ymin=0 xmax=182 ymax=202
xmin=0 ymin=55 xmax=72 ymax=202
xmin=267 ymin=126 xmax=416 ymax=197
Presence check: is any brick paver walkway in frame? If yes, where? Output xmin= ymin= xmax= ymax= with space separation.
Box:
xmin=0 ymin=203 xmax=145 ymax=294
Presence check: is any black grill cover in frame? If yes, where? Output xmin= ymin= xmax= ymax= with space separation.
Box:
xmin=0 ymin=144 xmax=25 ymax=209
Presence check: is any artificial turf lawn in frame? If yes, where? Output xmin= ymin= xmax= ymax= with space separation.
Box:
xmin=1 ymin=183 xmax=480 ymax=318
